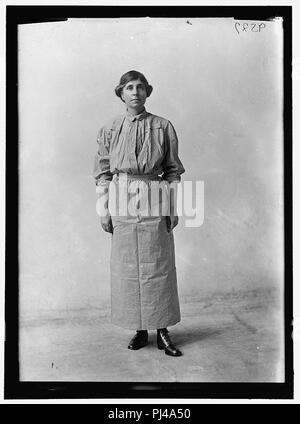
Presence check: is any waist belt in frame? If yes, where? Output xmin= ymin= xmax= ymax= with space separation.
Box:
xmin=116 ymin=173 xmax=162 ymax=181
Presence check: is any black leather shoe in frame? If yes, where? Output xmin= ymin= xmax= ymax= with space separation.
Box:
xmin=128 ymin=330 xmax=148 ymax=350
xmin=157 ymin=328 xmax=183 ymax=357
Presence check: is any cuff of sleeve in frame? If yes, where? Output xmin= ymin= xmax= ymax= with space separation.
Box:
xmin=163 ymin=176 xmax=181 ymax=183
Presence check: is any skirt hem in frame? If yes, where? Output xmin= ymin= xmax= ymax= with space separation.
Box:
xmin=111 ymin=318 xmax=181 ymax=331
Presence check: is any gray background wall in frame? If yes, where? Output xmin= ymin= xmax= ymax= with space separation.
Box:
xmin=19 ymin=18 xmax=284 ymax=317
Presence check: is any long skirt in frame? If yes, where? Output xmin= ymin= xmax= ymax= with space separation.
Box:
xmin=109 ymin=174 xmax=181 ymax=330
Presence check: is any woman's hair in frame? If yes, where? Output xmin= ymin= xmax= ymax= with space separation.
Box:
xmin=115 ymin=70 xmax=153 ymax=100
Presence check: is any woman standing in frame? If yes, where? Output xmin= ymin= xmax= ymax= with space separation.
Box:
xmin=93 ymin=70 xmax=185 ymax=357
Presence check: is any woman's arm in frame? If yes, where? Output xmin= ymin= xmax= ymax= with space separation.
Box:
xmin=162 ymin=121 xmax=185 ymax=232
xmin=166 ymin=182 xmax=179 ymax=232
xmin=96 ymin=185 xmax=113 ymax=233
xmin=94 ymin=126 xmax=113 ymax=233
xmin=161 ymin=121 xmax=185 ymax=184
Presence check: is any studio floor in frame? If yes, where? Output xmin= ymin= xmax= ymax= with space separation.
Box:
xmin=19 ymin=287 xmax=284 ymax=382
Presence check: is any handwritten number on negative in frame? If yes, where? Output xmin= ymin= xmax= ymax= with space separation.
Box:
xmin=235 ymin=22 xmax=266 ymax=35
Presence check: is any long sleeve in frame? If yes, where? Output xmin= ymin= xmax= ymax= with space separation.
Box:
xmin=93 ymin=126 xmax=113 ymax=188
xmin=162 ymin=121 xmax=185 ymax=183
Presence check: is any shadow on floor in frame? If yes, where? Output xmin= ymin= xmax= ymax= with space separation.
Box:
xmin=173 ymin=327 xmax=224 ymax=348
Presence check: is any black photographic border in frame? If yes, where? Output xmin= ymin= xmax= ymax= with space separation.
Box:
xmin=5 ymin=5 xmax=293 ymax=400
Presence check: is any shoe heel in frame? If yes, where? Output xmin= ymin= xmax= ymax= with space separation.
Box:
xmin=157 ymin=341 xmax=165 ymax=350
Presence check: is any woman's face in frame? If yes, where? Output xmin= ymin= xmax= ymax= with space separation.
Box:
xmin=121 ymin=78 xmax=147 ymax=113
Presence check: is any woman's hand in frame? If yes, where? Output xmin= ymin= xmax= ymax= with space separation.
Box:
xmin=166 ymin=215 xmax=179 ymax=232
xmin=166 ymin=182 xmax=179 ymax=232
xmin=101 ymin=214 xmax=113 ymax=234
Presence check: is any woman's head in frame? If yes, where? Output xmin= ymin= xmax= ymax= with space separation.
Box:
xmin=115 ymin=70 xmax=153 ymax=100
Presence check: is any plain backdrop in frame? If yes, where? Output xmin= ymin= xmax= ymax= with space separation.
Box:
xmin=18 ymin=17 xmax=284 ymax=317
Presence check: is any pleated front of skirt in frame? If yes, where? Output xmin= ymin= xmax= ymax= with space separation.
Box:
xmin=109 ymin=176 xmax=181 ymax=330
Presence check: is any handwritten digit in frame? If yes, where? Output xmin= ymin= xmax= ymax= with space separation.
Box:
xmin=259 ymin=23 xmax=266 ymax=32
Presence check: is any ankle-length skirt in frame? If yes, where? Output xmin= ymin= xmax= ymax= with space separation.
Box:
xmin=109 ymin=175 xmax=181 ymax=330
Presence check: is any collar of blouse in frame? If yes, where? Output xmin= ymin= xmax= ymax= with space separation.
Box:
xmin=126 ymin=107 xmax=148 ymax=122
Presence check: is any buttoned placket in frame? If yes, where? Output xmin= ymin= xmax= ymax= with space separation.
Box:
xmin=124 ymin=114 xmax=142 ymax=222
xmin=125 ymin=110 xmax=147 ymax=174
